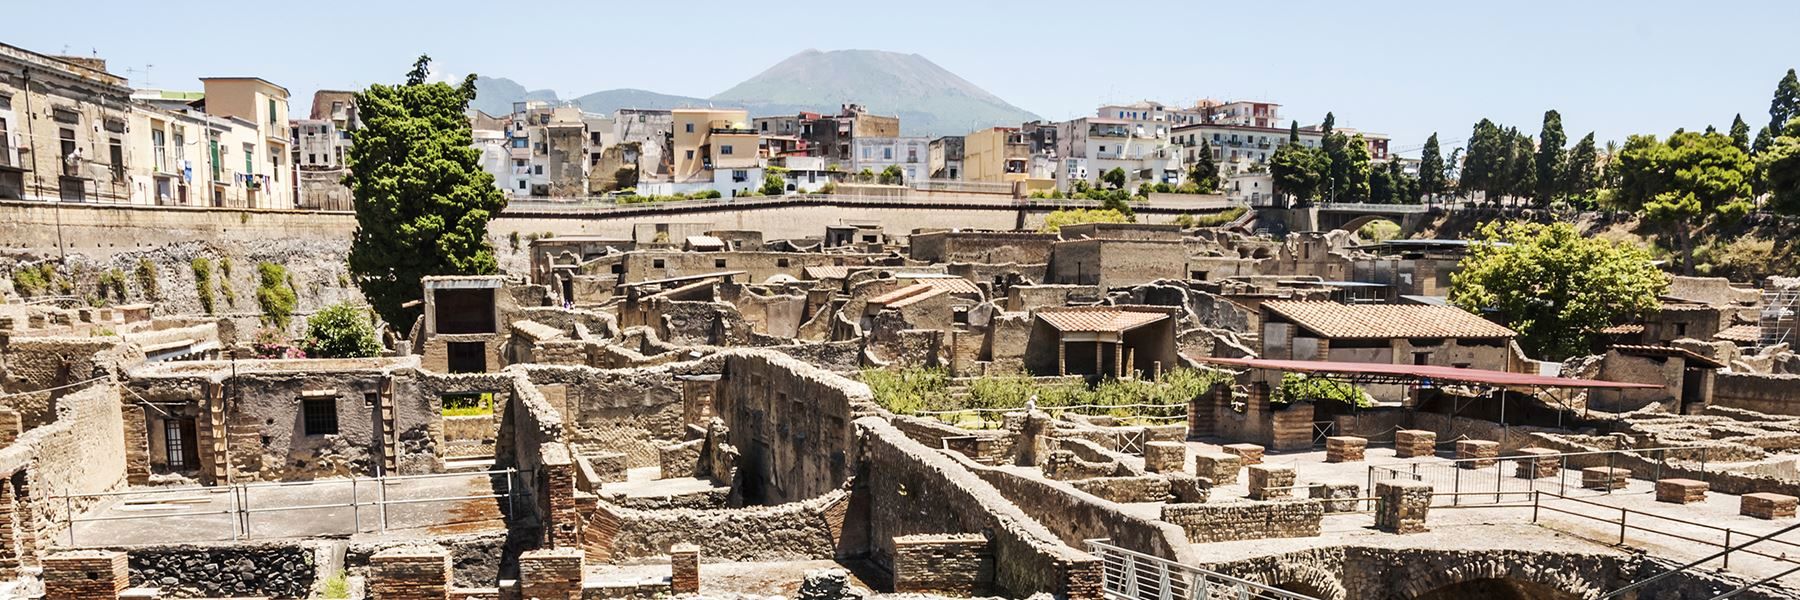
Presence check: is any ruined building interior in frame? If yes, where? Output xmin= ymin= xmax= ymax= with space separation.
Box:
xmin=9 ymin=219 xmax=1800 ymax=599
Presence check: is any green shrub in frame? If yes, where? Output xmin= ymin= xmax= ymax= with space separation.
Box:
xmin=300 ymin=302 xmax=381 ymax=358
xmin=1176 ymin=206 xmax=1248 ymax=228
xmin=819 ymin=182 xmax=837 ymax=195
xmin=318 ymin=571 xmax=350 ymax=599
xmin=442 ymin=393 xmax=494 ymax=416
xmin=1040 ymin=208 xmax=1130 ymax=233
xmin=191 ymin=258 xmax=216 ymax=314
xmin=760 ymin=173 xmax=787 ymax=196
xmin=97 ymin=268 xmax=128 ymax=301
xmin=509 ymin=231 xmax=521 ymax=251
xmin=11 ymin=263 xmax=55 ymax=297
xmin=861 ymin=367 xmax=949 ymax=415
xmin=255 ymin=262 xmax=297 ymax=329
xmin=135 ymin=258 xmax=159 ymax=300
xmin=1272 ymin=373 xmax=1371 ymax=407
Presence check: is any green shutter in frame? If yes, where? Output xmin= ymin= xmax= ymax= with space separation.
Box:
xmin=209 ymin=140 xmax=220 ymax=180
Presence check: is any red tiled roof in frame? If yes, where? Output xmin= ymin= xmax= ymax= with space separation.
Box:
xmin=868 ymin=283 xmax=938 ymax=306
xmin=1194 ymin=356 xmax=1660 ymax=390
xmin=1036 ymin=308 xmax=1169 ymax=333
xmin=1262 ymin=301 xmax=1515 ymax=339
xmin=1599 ymin=323 xmax=1646 ymax=335
xmin=913 ymin=277 xmax=982 ymax=296
xmin=888 ymin=287 xmax=947 ymax=309
xmin=804 ymin=266 xmax=854 ymax=280
xmin=1716 ymin=324 xmax=1760 ymax=343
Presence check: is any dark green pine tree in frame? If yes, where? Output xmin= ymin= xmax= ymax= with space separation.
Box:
xmin=345 ymin=55 xmax=508 ymax=331
xmin=1772 ymin=68 xmax=1800 ymax=132
xmin=1534 ymin=110 xmax=1567 ymax=206
xmin=1731 ymin=114 xmax=1752 ymax=153
xmin=1188 ymin=140 xmax=1220 ymax=191
xmin=1418 ymin=133 xmax=1445 ymax=202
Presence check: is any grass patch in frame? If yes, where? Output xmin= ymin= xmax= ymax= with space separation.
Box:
xmin=318 ymin=570 xmax=349 ymax=598
xmin=442 ymin=393 xmax=495 ymax=417
xmin=862 ymin=367 xmax=1227 ymax=427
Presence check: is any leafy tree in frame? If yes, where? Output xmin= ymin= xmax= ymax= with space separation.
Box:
xmin=345 ymin=55 xmax=506 ymax=331
xmin=1562 ymin=133 xmax=1601 ymax=205
xmin=255 ymin=261 xmax=297 ymax=330
xmin=856 ymin=168 xmax=875 ymax=183
xmin=1613 ymin=131 xmax=1755 ymax=274
xmin=1756 ymin=125 xmax=1778 ymax=156
xmin=878 ymin=165 xmax=905 ymax=185
xmin=759 ymin=172 xmax=786 ymax=195
xmin=1270 ymin=143 xmax=1327 ymax=203
xmin=1369 ymin=164 xmax=1394 ymax=204
xmin=1450 ymin=221 xmax=1667 ymax=361
xmin=1273 ymin=374 xmax=1370 ymax=407
xmin=1459 ymin=119 xmax=1503 ymax=201
xmin=1187 ymin=141 xmax=1220 ymax=192
xmin=301 ymin=302 xmax=383 ymax=359
xmin=1728 ymin=113 xmax=1742 ymax=153
xmin=1762 ymin=119 xmax=1800 ymax=214
xmin=1419 ymin=133 xmax=1446 ymax=202
xmin=1535 ymin=110 xmax=1567 ymax=206
xmin=612 ymin=167 xmax=639 ymax=191
xmin=1772 ymin=68 xmax=1800 ymax=134
xmin=1505 ymin=128 xmax=1537 ymax=205
xmin=1100 ymin=167 xmax=1128 ymax=190
xmin=1324 ymin=133 xmax=1371 ymax=202
xmin=1387 ymin=159 xmax=1418 ymax=204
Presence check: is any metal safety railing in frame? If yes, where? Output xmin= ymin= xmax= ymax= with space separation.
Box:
xmin=1367 ymin=444 xmax=1719 ymax=507
xmin=1086 ymin=539 xmax=1319 ymax=600
xmin=52 ymin=468 xmax=519 ymax=547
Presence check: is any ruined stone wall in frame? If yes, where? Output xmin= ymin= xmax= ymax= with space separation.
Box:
xmin=909 ymin=232 xmax=1057 ymax=265
xmin=720 ymin=351 xmax=868 ymax=505
xmin=954 ymin=451 xmax=1192 ymax=563
xmin=517 ymin=362 xmax=694 ymax=468
xmin=122 ymin=541 xmax=319 ymax=599
xmin=0 ymin=337 xmax=139 ymax=430
xmin=1161 ymin=500 xmax=1322 ymax=543
xmin=1711 ymin=372 xmax=1800 ymax=416
xmin=0 ymin=383 xmax=126 ymax=547
xmin=856 ymin=418 xmax=1099 ymax=598
xmin=585 ymin=490 xmax=847 ymax=562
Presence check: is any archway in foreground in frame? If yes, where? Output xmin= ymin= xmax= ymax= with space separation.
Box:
xmin=1412 ymin=577 xmax=1582 ymax=600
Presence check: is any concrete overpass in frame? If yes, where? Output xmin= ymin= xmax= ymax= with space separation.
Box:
xmin=1253 ymin=203 xmax=1434 ymax=237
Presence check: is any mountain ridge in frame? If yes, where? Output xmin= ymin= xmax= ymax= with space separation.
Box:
xmin=469 ymin=50 xmax=1038 ymax=137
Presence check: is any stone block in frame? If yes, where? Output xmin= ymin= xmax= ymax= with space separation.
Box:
xmin=1743 ymin=493 xmax=1798 ymax=520
xmin=44 ymin=550 xmax=129 ymax=600
xmin=1221 ymin=443 xmax=1264 ymax=464
xmin=1246 ymin=464 xmax=1296 ymax=500
xmin=1514 ymin=447 xmax=1560 ymax=479
xmin=892 ymin=533 xmax=993 ymax=595
xmin=1161 ymin=500 xmax=1323 ymax=543
xmin=1310 ymin=483 xmax=1361 ymax=513
xmin=1393 ymin=430 xmax=1436 ymax=458
xmin=1325 ymin=436 xmax=1366 ymax=463
xmin=519 ymin=547 xmax=584 ymax=600
xmin=1142 ymin=441 xmax=1186 ymax=474
xmin=1655 ymin=478 xmax=1708 ymax=505
xmin=370 ymin=546 xmax=450 ymax=600
xmin=1193 ymin=452 xmax=1241 ymax=486
xmin=670 ymin=544 xmax=700 ymax=595
xmin=1165 ymin=473 xmax=1211 ymax=504
xmin=1374 ymin=481 xmax=1432 ymax=534
xmin=1581 ymin=467 xmax=1630 ymax=491
xmin=1455 ymin=440 xmax=1499 ymax=468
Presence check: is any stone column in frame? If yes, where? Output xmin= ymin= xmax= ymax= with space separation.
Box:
xmin=1374 ymin=481 xmax=1432 ymax=534
xmin=1247 ymin=464 xmax=1296 ymax=500
xmin=121 ymin=405 xmax=150 ymax=485
xmin=1112 ymin=342 xmax=1123 ymax=379
xmin=369 ymin=546 xmax=449 ymax=600
xmin=1393 ymin=429 xmax=1437 ymax=459
xmin=1057 ymin=342 xmax=1067 ymax=376
xmin=1142 ymin=442 xmax=1186 ymax=474
xmin=44 ymin=550 xmax=129 ymax=600
xmin=0 ymin=408 xmax=21 ymax=447
xmin=541 ymin=452 xmax=581 ymax=548
xmin=670 ymin=544 xmax=700 ymax=594
xmin=520 ymin=547 xmax=585 ymax=600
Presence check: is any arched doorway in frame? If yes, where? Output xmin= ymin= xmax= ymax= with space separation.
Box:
xmin=1412 ymin=577 xmax=1582 ymax=600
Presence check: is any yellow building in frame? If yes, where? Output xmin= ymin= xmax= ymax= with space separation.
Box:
xmin=199 ymin=77 xmax=292 ymax=208
xmin=671 ymin=108 xmax=759 ymax=188
xmin=127 ymin=92 xmax=264 ymax=208
xmin=962 ymin=127 xmax=1029 ymax=184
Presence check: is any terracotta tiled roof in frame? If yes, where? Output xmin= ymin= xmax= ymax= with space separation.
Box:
xmin=1036 ymin=308 xmax=1169 ymax=333
xmin=1716 ymin=324 xmax=1760 ymax=343
xmin=1262 ymin=301 xmax=1515 ymax=339
xmin=887 ymin=287 xmax=947 ymax=309
xmin=804 ymin=266 xmax=853 ymax=280
xmin=1599 ymin=323 xmax=1646 ymax=335
xmin=868 ymin=283 xmax=936 ymax=306
xmin=1610 ymin=344 xmax=1727 ymax=369
xmin=913 ymin=277 xmax=982 ymax=296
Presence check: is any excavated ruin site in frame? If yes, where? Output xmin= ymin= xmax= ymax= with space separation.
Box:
xmin=8 ymin=221 xmax=1800 ymax=599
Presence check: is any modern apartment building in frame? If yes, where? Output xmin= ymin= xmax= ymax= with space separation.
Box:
xmin=849 ymin=136 xmax=928 ymax=182
xmin=198 ymin=77 xmax=294 ymax=209
xmin=802 ymin=104 xmax=899 ymax=166
xmin=928 ymin=136 xmax=963 ymax=180
xmin=962 ymin=127 xmax=1030 ymax=184
xmin=670 ymin=108 xmax=762 ymax=196
xmin=0 ymin=43 xmax=135 ymax=203
xmin=1053 ymin=117 xmax=1182 ymax=191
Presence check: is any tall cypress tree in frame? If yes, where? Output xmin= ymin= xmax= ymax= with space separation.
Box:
xmin=1419 ymin=133 xmax=1445 ymax=202
xmin=345 ymin=56 xmax=508 ymax=331
xmin=1772 ymin=69 xmax=1800 ymax=132
xmin=1288 ymin=121 xmax=1301 ymax=144
xmin=1188 ymin=140 xmax=1220 ymax=191
xmin=1535 ymin=110 xmax=1567 ymax=206
xmin=1731 ymin=114 xmax=1753 ymax=153
xmin=1562 ymin=133 xmax=1600 ymax=204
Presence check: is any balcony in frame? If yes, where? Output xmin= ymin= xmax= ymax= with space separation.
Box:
xmin=710 ymin=127 xmax=757 ymax=135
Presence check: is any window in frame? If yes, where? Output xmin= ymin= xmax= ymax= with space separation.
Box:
xmin=267 ymin=98 xmax=277 ymax=125
xmin=511 ymin=138 xmax=528 ymax=148
xmin=714 ymin=258 xmax=727 ymax=268
xmin=685 ymin=123 xmax=695 ymax=133
xmin=52 ymin=108 xmax=78 ymax=124
xmin=721 ymin=144 xmax=733 ymax=155
xmin=652 ymin=259 xmax=666 ymax=268
xmin=685 ymin=150 xmax=695 ymax=160
xmin=883 ymin=147 xmax=892 ymax=160
xmin=446 ymin=341 xmax=486 ymax=373
xmin=533 ymin=165 xmax=543 ymax=175
xmin=303 ymin=398 xmax=339 ymax=436
xmin=244 ymin=143 xmax=255 ymax=175
xmin=517 ymin=181 xmax=526 ymax=190
xmin=434 ymin=288 xmax=497 ymax=334
xmin=59 ymin=128 xmax=76 ymax=159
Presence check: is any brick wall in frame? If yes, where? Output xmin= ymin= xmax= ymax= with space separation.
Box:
xmin=1160 ymin=500 xmax=1323 ymax=543
xmin=582 ymin=490 xmax=845 ymax=562
xmin=44 ymin=550 xmax=129 ymax=600
xmin=892 ymin=534 xmax=993 ymax=595
xmin=369 ymin=546 xmax=450 ymax=600
xmin=0 ymin=384 xmax=127 ymax=550
xmin=518 ymin=548 xmax=583 ymax=600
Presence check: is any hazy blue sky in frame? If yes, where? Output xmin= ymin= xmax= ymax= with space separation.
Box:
xmin=13 ymin=0 xmax=1800 ymax=155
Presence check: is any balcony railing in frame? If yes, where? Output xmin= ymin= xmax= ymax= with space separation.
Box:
xmin=710 ymin=127 xmax=756 ymax=135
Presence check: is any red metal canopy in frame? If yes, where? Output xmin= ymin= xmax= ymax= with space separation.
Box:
xmin=1192 ymin=356 xmax=1661 ymax=390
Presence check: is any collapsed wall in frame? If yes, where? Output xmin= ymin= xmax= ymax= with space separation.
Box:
xmin=0 ymin=383 xmax=127 ymax=575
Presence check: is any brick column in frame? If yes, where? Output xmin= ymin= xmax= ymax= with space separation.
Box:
xmin=540 ymin=453 xmax=580 ymax=548
xmin=1374 ymin=481 xmax=1431 ymax=534
xmin=120 ymin=406 xmax=150 ymax=485
xmin=1325 ymin=436 xmax=1366 ymax=463
xmin=369 ymin=545 xmax=450 ymax=600
xmin=519 ymin=547 xmax=585 ymax=600
xmin=1141 ymin=442 xmax=1186 ymax=474
xmin=1455 ymin=440 xmax=1499 ymax=468
xmin=1193 ymin=452 xmax=1241 ymax=485
xmin=1393 ymin=430 xmax=1436 ymax=459
xmin=44 ymin=550 xmax=128 ymax=600
xmin=0 ymin=478 xmax=17 ymax=579
xmin=1514 ymin=447 xmax=1560 ymax=479
xmin=1188 ymin=385 xmax=1222 ymax=439
xmin=669 ymin=544 xmax=700 ymax=594
xmin=0 ymin=408 xmax=21 ymax=447
xmin=1247 ymin=465 xmax=1296 ymax=500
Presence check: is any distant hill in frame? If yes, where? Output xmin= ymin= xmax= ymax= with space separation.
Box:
xmin=711 ymin=49 xmax=1039 ymax=137
xmin=463 ymin=50 xmax=1038 ymax=137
